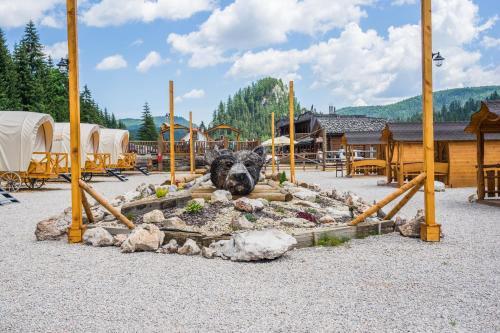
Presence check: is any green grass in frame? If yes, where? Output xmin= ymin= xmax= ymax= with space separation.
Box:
xmin=316 ymin=235 xmax=350 ymax=247
xmin=243 ymin=213 xmax=257 ymax=222
xmin=185 ymin=200 xmax=204 ymax=214
xmin=156 ymin=187 xmax=169 ymax=198
xmin=274 ymin=206 xmax=285 ymax=214
xmin=305 ymin=207 xmax=317 ymax=214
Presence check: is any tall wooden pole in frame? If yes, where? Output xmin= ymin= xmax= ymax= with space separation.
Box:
xmin=169 ymin=80 xmax=175 ymax=184
xmin=66 ymin=0 xmax=83 ymax=243
xmin=420 ymin=0 xmax=440 ymax=241
xmin=271 ymin=112 xmax=276 ymax=175
xmin=289 ymin=81 xmax=296 ymax=183
xmin=189 ymin=111 xmax=194 ymax=174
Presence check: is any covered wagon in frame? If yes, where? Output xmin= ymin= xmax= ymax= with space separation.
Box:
xmin=99 ymin=129 xmax=135 ymax=170
xmin=0 ymin=111 xmax=68 ymax=191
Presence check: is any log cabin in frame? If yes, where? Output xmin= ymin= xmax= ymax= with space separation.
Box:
xmin=465 ymin=100 xmax=500 ymax=204
xmin=341 ymin=131 xmax=386 ymax=176
xmin=382 ymin=121 xmax=500 ymax=187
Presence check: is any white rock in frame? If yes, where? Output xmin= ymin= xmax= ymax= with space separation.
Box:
xmin=319 ymin=215 xmax=336 ymax=224
xmin=209 ymin=240 xmax=232 ymax=259
xmin=113 ymin=234 xmax=128 ymax=247
xmin=326 ymin=208 xmax=352 ymax=218
xmin=142 ymin=209 xmax=164 ymax=223
xmin=293 ymin=190 xmax=318 ymax=202
xmin=192 ymin=198 xmax=206 ymax=208
xmin=231 ymin=215 xmax=254 ymax=230
xmin=211 ymin=190 xmax=232 ymax=204
xmin=294 ymin=200 xmax=321 ymax=209
xmin=233 ymin=197 xmax=264 ymax=213
xmin=418 ymin=181 xmax=446 ymax=192
xmin=135 ymin=182 xmax=153 ymax=198
xmin=163 ymin=217 xmax=187 ymax=229
xmin=177 ymin=238 xmax=201 ymax=255
xmin=216 ymin=229 xmax=297 ymax=261
xmin=256 ymin=198 xmax=269 ymax=206
xmin=123 ymin=190 xmax=141 ymax=203
xmin=83 ymin=227 xmax=114 ymax=247
xmin=35 ymin=214 xmax=69 ymax=241
xmin=281 ymin=217 xmax=315 ymax=228
xmin=157 ymin=239 xmax=179 ymax=254
xmin=468 ymin=193 xmax=478 ymax=203
xmin=377 ymin=179 xmax=388 ymax=186
xmin=398 ymin=209 xmax=424 ymax=238
xmin=121 ymin=224 xmax=165 ymax=253
xmin=201 ymin=246 xmax=216 ymax=259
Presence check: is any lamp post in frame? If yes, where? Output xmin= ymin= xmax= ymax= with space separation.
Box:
xmin=420 ymin=0 xmax=441 ymax=242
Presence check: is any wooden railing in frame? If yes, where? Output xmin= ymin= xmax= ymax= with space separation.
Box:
xmin=129 ymin=140 xmax=260 ymax=156
xmin=483 ymin=164 xmax=500 ymax=198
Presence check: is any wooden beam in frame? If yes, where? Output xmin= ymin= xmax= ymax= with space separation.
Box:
xmin=420 ymin=0 xmax=440 ymax=242
xmin=66 ymin=0 xmax=83 ymax=243
xmin=169 ymin=80 xmax=175 ymax=184
xmin=477 ymin=132 xmax=485 ymax=200
xmin=189 ymin=111 xmax=194 ymax=174
xmin=79 ymin=180 xmax=134 ymax=229
xmin=80 ymin=189 xmax=94 ymax=224
xmin=289 ymin=81 xmax=296 ymax=183
xmin=385 ymin=179 xmax=424 ymax=220
xmin=271 ymin=112 xmax=276 ymax=175
xmin=349 ymin=172 xmax=426 ymax=226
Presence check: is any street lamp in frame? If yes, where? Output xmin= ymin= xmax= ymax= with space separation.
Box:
xmin=432 ymin=52 xmax=445 ymax=67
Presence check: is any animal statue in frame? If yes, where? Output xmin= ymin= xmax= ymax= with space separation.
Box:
xmin=209 ymin=146 xmax=265 ymax=195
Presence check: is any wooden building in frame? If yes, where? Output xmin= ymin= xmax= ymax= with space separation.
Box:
xmin=277 ymin=111 xmax=386 ymax=153
xmin=341 ymin=131 xmax=386 ymax=176
xmin=382 ymin=121 xmax=500 ymax=188
xmin=465 ymin=100 xmax=500 ymax=204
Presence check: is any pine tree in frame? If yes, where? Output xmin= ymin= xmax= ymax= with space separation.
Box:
xmin=138 ymin=102 xmax=158 ymax=140
xmin=0 ymin=28 xmax=19 ymax=109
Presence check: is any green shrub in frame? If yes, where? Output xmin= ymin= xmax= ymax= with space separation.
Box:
xmin=185 ymin=200 xmax=204 ymax=214
xmin=243 ymin=213 xmax=257 ymax=222
xmin=156 ymin=187 xmax=169 ymax=198
xmin=279 ymin=171 xmax=287 ymax=185
xmin=316 ymin=235 xmax=350 ymax=247
xmin=274 ymin=206 xmax=285 ymax=214
xmin=305 ymin=207 xmax=317 ymax=214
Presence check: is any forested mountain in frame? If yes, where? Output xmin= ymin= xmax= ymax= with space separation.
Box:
xmin=337 ymin=86 xmax=500 ymax=121
xmin=0 ymin=22 xmax=124 ymax=129
xmin=121 ymin=114 xmax=192 ymax=140
xmin=210 ymin=78 xmax=304 ymax=140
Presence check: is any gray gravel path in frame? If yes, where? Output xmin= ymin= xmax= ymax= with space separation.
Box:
xmin=0 ymin=171 xmax=499 ymax=332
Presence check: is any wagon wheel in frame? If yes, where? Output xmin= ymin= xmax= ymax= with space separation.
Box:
xmin=82 ymin=172 xmax=93 ymax=182
xmin=24 ymin=178 xmax=46 ymax=190
xmin=0 ymin=172 xmax=22 ymax=192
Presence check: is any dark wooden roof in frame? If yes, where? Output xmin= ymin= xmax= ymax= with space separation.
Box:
xmin=343 ymin=131 xmax=383 ymax=145
xmin=385 ymin=121 xmax=500 ymax=142
xmin=465 ymin=100 xmax=500 ymax=134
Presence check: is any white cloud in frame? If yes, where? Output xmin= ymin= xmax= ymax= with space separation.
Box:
xmin=82 ymin=0 xmax=213 ymax=27
xmin=481 ymin=36 xmax=500 ymax=49
xmin=136 ymin=51 xmax=170 ymax=73
xmin=130 ymin=39 xmax=143 ymax=47
xmin=168 ymin=0 xmax=372 ymax=68
xmin=0 ymin=0 xmax=64 ymax=28
xmin=96 ymin=54 xmax=127 ymax=70
xmin=43 ymin=41 xmax=68 ymax=60
xmin=391 ymin=0 xmax=416 ymax=5
xmin=226 ymin=0 xmax=500 ymax=106
xmin=175 ymin=89 xmax=205 ymax=103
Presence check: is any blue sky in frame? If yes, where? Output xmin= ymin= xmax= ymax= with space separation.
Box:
xmin=0 ymin=0 xmax=499 ymax=124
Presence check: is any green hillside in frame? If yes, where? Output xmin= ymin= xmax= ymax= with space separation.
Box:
xmin=120 ymin=115 xmax=193 ymax=140
xmin=337 ymin=86 xmax=500 ymax=120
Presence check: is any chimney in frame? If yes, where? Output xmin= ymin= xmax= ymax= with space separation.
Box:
xmin=329 ymin=105 xmax=335 ymax=114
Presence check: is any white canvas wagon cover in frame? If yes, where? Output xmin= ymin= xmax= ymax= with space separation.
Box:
xmin=52 ymin=123 xmax=100 ymax=167
xmin=99 ymin=129 xmax=129 ymax=164
xmin=0 ymin=111 xmax=54 ymax=172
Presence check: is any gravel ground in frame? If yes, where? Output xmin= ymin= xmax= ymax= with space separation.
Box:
xmin=1 ymin=171 xmax=499 ymax=332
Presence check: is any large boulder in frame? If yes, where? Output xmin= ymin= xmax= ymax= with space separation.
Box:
xmin=212 ymin=229 xmax=297 ymax=261
xmin=121 ymin=224 xmax=164 ymax=253
xmin=83 ymin=227 xmax=114 ymax=247
xmin=398 ymin=209 xmax=424 ymax=238
xmin=293 ymin=189 xmax=318 ymax=202
xmin=233 ymin=197 xmax=264 ymax=213
xmin=142 ymin=209 xmax=164 ymax=223
xmin=35 ymin=214 xmax=69 ymax=241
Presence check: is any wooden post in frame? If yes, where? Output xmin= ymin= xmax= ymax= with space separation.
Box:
xmin=66 ymin=0 xmax=83 ymax=243
xmin=322 ymin=129 xmax=327 ymax=171
xmin=477 ymin=132 xmax=485 ymax=200
xmin=271 ymin=112 xmax=276 ymax=175
xmin=346 ymin=145 xmax=352 ymax=176
xmin=80 ymin=189 xmax=94 ymax=224
xmin=189 ymin=111 xmax=195 ymax=174
xmin=386 ymin=143 xmax=392 ymax=182
xmin=289 ymin=81 xmax=296 ymax=183
xmin=169 ymin=80 xmax=175 ymax=184
xmin=385 ymin=179 xmax=425 ymax=220
xmin=420 ymin=0 xmax=440 ymax=241
xmin=349 ymin=172 xmax=426 ymax=225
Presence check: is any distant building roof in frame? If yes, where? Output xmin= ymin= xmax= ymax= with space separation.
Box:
xmin=385 ymin=121 xmax=500 ymax=142
xmin=343 ymin=131 xmax=383 ymax=145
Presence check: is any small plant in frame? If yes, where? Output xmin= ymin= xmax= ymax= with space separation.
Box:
xmin=317 ymin=235 xmax=350 ymax=247
xmin=185 ymin=200 xmax=204 ymax=214
xmin=297 ymin=211 xmax=317 ymax=223
xmin=305 ymin=207 xmax=317 ymax=214
xmin=124 ymin=213 xmax=135 ymax=221
xmin=243 ymin=213 xmax=257 ymax=222
xmin=274 ymin=206 xmax=285 ymax=214
xmin=279 ymin=171 xmax=287 ymax=185
xmin=156 ymin=187 xmax=169 ymax=198
xmin=449 ymin=320 xmax=457 ymax=327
